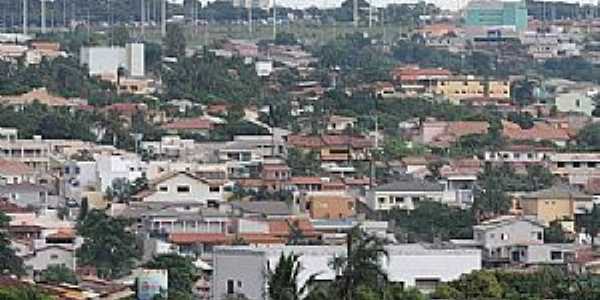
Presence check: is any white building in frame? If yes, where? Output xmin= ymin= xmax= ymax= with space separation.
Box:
xmin=132 ymin=172 xmax=225 ymax=206
xmin=366 ymin=178 xmax=445 ymax=211
xmin=95 ymin=153 xmax=146 ymax=192
xmin=211 ymin=244 xmax=481 ymax=300
xmin=80 ymin=43 xmax=145 ymax=78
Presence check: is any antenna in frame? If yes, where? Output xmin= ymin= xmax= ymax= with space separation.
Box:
xmin=141 ymin=0 xmax=145 ymax=37
xmin=353 ymin=0 xmax=358 ymax=28
xmin=248 ymin=4 xmax=253 ymax=35
xmin=369 ymin=0 xmax=372 ymax=29
xmin=62 ymin=0 xmax=66 ymax=29
xmin=41 ymin=0 xmax=46 ymax=34
xmin=272 ymin=0 xmax=276 ymax=40
xmin=22 ymin=0 xmax=27 ymax=35
xmin=161 ymin=0 xmax=166 ymax=37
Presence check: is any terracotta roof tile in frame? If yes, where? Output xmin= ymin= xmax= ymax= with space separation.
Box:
xmin=162 ymin=117 xmax=213 ymax=130
xmin=502 ymin=121 xmax=570 ymax=141
xmin=0 ymin=159 xmax=33 ymax=175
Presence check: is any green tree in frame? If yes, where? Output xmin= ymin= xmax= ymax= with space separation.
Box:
xmin=110 ymin=26 xmax=130 ymax=46
xmin=576 ymin=123 xmax=600 ymax=150
xmin=452 ymin=270 xmax=503 ymax=299
xmin=164 ymin=24 xmax=186 ymax=58
xmin=0 ymin=212 xmax=24 ymax=276
xmin=145 ymin=254 xmax=199 ymax=300
xmin=0 ymin=287 xmax=53 ymax=300
xmin=39 ymin=264 xmax=78 ymax=284
xmin=77 ymin=210 xmax=138 ymax=279
xmin=544 ymin=220 xmax=573 ymax=243
xmin=330 ymin=226 xmax=388 ymax=300
xmin=287 ymin=149 xmax=321 ymax=176
xmin=268 ymin=253 xmax=318 ymax=300
xmin=473 ymin=165 xmax=511 ymax=221
xmin=581 ymin=204 xmax=600 ymax=249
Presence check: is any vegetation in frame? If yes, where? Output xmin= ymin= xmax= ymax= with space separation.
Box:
xmin=389 ymin=202 xmax=474 ymax=242
xmin=0 ymin=212 xmax=24 ymax=276
xmin=77 ymin=210 xmax=138 ymax=279
xmin=0 ymin=286 xmax=53 ymax=300
xmin=145 ymin=254 xmax=199 ymax=300
xmin=267 ymin=253 xmax=317 ymax=300
xmin=39 ymin=264 xmax=78 ymax=285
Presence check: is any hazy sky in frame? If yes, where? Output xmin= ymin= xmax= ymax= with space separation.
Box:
xmin=188 ymin=0 xmax=600 ymax=11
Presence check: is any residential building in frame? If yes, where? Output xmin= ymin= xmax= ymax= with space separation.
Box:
xmin=287 ymin=134 xmax=374 ymax=162
xmin=231 ymin=0 xmax=273 ymax=9
xmin=465 ymin=0 xmax=528 ymax=32
xmin=141 ymin=136 xmax=197 ymax=160
xmin=162 ymin=117 xmax=216 ymax=136
xmin=132 ymin=172 xmax=225 ymax=206
xmin=0 ymin=159 xmax=35 ymax=184
xmin=517 ymin=184 xmax=593 ymax=225
xmin=502 ymin=121 xmax=570 ymax=147
xmin=299 ymin=191 xmax=355 ymax=220
xmin=0 ymin=136 xmax=52 ymax=172
xmin=95 ymin=153 xmax=146 ymax=193
xmin=484 ymin=145 xmax=554 ymax=165
xmin=439 ymin=159 xmax=480 ymax=207
xmin=80 ymin=43 xmax=145 ymax=78
xmin=550 ymin=153 xmax=600 ymax=187
xmin=0 ymin=87 xmax=87 ymax=109
xmin=554 ymin=87 xmax=598 ymax=116
xmin=326 ymin=115 xmax=357 ymax=133
xmin=453 ymin=215 xmax=575 ymax=266
xmin=420 ymin=121 xmax=489 ymax=148
xmin=23 ymin=245 xmax=75 ymax=275
xmin=366 ymin=177 xmax=445 ymax=211
xmin=0 ymin=183 xmax=49 ymax=209
xmin=211 ymin=244 xmax=481 ymax=299
xmin=391 ymin=66 xmax=451 ymax=92
xmin=434 ymin=76 xmax=511 ymax=102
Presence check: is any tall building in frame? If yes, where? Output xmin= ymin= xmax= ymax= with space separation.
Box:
xmin=80 ymin=43 xmax=145 ymax=79
xmin=231 ymin=0 xmax=273 ymax=9
xmin=465 ymin=0 xmax=528 ymax=32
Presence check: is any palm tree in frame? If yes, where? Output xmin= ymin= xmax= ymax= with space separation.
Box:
xmin=330 ymin=226 xmax=388 ymax=300
xmin=267 ymin=253 xmax=317 ymax=300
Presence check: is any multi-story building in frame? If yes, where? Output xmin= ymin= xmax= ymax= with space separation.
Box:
xmin=465 ymin=0 xmax=528 ymax=32
xmin=517 ymin=184 xmax=593 ymax=225
xmin=434 ymin=76 xmax=511 ymax=103
xmin=549 ymin=153 xmax=600 ymax=187
xmin=366 ymin=177 xmax=445 ymax=211
xmin=211 ymin=244 xmax=481 ymax=299
xmin=0 ymin=136 xmax=52 ymax=172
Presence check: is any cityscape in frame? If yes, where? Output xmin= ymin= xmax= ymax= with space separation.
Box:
xmin=3 ymin=0 xmax=600 ymax=299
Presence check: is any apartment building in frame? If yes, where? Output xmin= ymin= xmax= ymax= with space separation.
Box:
xmin=0 ymin=136 xmax=52 ymax=172
xmin=549 ymin=153 xmax=600 ymax=187
xmin=434 ymin=76 xmax=511 ymax=103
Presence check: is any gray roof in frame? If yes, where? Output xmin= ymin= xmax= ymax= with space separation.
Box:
xmin=522 ymin=184 xmax=592 ymax=200
xmin=230 ymin=200 xmax=293 ymax=216
xmin=0 ymin=183 xmax=49 ymax=194
xmin=473 ymin=215 xmax=544 ymax=231
xmin=117 ymin=202 xmax=225 ymax=219
xmin=374 ymin=178 xmax=444 ymax=192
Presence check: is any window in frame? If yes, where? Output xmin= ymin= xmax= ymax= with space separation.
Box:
xmin=589 ymin=162 xmax=597 ymax=168
xmin=576 ymin=99 xmax=581 ymax=107
xmin=489 ymin=233 xmax=495 ymax=239
xmin=573 ymin=162 xmax=581 ymax=168
xmin=415 ymin=278 xmax=440 ymax=292
xmin=557 ymin=162 xmax=565 ymax=168
xmin=394 ymin=197 xmax=404 ymax=204
xmin=527 ymin=153 xmax=534 ymax=159
xmin=237 ymin=281 xmax=242 ymax=288
xmin=501 ymin=233 xmax=509 ymax=240
xmin=537 ymin=232 xmax=543 ymax=240
xmin=514 ymin=153 xmax=521 ymax=159
xmin=378 ymin=197 xmax=386 ymax=204
xmin=75 ymin=167 xmax=81 ymax=175
xmin=50 ymin=254 xmax=59 ymax=260
xmin=348 ymin=201 xmax=354 ymax=209
xmin=64 ymin=167 xmax=70 ymax=174
xmin=551 ymin=251 xmax=563 ymax=260
xmin=209 ymin=186 xmax=220 ymax=193
xmin=227 ymin=280 xmax=235 ymax=294
xmin=177 ymin=185 xmax=191 ymax=193
xmin=158 ymin=186 xmax=168 ymax=192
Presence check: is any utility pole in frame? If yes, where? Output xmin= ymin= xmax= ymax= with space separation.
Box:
xmin=62 ymin=0 xmax=66 ymax=29
xmin=248 ymin=4 xmax=253 ymax=35
xmin=272 ymin=0 xmax=277 ymax=40
xmin=41 ymin=0 xmax=46 ymax=34
xmin=353 ymin=0 xmax=358 ymax=28
xmin=141 ymin=0 xmax=145 ymax=37
xmin=161 ymin=0 xmax=166 ymax=37
xmin=22 ymin=0 xmax=27 ymax=35
xmin=368 ymin=0 xmax=372 ymax=28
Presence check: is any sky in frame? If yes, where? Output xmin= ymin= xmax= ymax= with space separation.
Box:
xmin=188 ymin=0 xmax=600 ymax=11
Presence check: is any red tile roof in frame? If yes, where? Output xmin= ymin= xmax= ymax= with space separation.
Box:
xmin=162 ymin=117 xmax=213 ymax=130
xmin=287 ymin=134 xmax=374 ymax=149
xmin=290 ymin=176 xmax=323 ymax=185
xmin=268 ymin=218 xmax=318 ymax=237
xmin=0 ymin=160 xmax=33 ymax=175
xmin=502 ymin=121 xmax=570 ymax=141
xmin=169 ymin=233 xmax=230 ymax=245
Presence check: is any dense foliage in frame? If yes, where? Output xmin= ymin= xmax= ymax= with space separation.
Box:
xmin=145 ymin=254 xmax=199 ymax=300
xmin=77 ymin=210 xmax=138 ymax=279
xmin=0 ymin=212 xmax=24 ymax=276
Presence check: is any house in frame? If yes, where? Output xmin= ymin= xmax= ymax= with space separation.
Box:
xmin=132 ymin=172 xmax=225 ymax=207
xmin=22 ymin=245 xmax=76 ymax=275
xmin=0 ymin=136 xmax=52 ymax=172
xmin=453 ymin=215 xmax=575 ymax=266
xmin=326 ymin=115 xmax=357 ymax=133
xmin=260 ymin=163 xmax=290 ymax=191
xmin=516 ymin=184 xmax=593 ymax=225
xmin=550 ymin=153 xmax=600 ymax=187
xmin=502 ymin=121 xmax=570 ymax=147
xmin=366 ymin=177 xmax=444 ymax=211
xmin=95 ymin=153 xmax=146 ymax=193
xmin=0 ymin=159 xmax=35 ymax=184
xmin=162 ymin=117 xmax=215 ymax=136
xmin=229 ymin=201 xmax=297 ymax=219
xmin=434 ymin=76 xmax=511 ymax=103
xmin=420 ymin=121 xmax=489 ymax=147
xmin=299 ymin=191 xmax=355 ymax=220
xmin=439 ymin=159 xmax=480 ymax=207
xmin=287 ymin=134 xmax=374 ymax=162
xmin=0 ymin=87 xmax=86 ymax=109
xmin=554 ymin=86 xmax=597 ymax=116
xmin=484 ymin=144 xmax=555 ymax=165
xmin=0 ymin=183 xmax=49 ymax=209
xmin=391 ymin=66 xmax=451 ymax=92
xmin=211 ymin=244 xmax=481 ymax=299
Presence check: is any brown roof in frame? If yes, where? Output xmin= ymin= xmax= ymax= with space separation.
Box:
xmin=0 ymin=159 xmax=34 ymax=175
xmin=287 ymin=134 xmax=374 ymax=149
xmin=162 ymin=117 xmax=213 ymax=130
xmin=262 ymin=164 xmax=290 ymax=171
xmin=0 ymin=199 xmax=32 ymax=214
xmin=502 ymin=121 xmax=570 ymax=141
xmin=268 ymin=218 xmax=318 ymax=237
xmin=169 ymin=233 xmax=231 ymax=245
xmin=291 ymin=176 xmax=323 ymax=185
xmin=0 ymin=88 xmax=75 ymax=107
